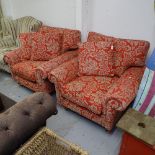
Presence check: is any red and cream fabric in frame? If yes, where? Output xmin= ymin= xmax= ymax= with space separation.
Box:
xmin=18 ymin=33 xmax=33 ymax=48
xmin=78 ymin=41 xmax=114 ymax=76
xmin=30 ymin=32 xmax=62 ymax=61
xmin=13 ymin=75 xmax=54 ymax=93
xmin=36 ymin=51 xmax=78 ymax=84
xmin=61 ymin=76 xmax=118 ymax=115
xmin=87 ymin=31 xmax=150 ymax=76
xmin=48 ymin=56 xmax=145 ymax=131
xmin=11 ymin=61 xmax=45 ymax=82
xmin=87 ymin=32 xmax=114 ymax=42
xmin=39 ymin=26 xmax=81 ymax=52
xmin=4 ymin=27 xmax=81 ymax=92
xmin=105 ymin=67 xmax=145 ymax=111
xmin=113 ymin=39 xmax=150 ymax=76
xmin=4 ymin=48 xmax=31 ymax=65
xmin=62 ymin=29 xmax=81 ymax=51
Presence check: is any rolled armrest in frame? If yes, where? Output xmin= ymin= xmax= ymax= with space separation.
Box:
xmin=105 ymin=67 xmax=145 ymax=111
xmin=4 ymin=48 xmax=25 ymax=65
xmin=48 ymin=57 xmax=78 ymax=86
xmin=35 ymin=50 xmax=78 ymax=84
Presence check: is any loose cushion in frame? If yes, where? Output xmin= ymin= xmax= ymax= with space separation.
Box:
xmin=39 ymin=26 xmax=81 ymax=52
xmin=12 ymin=61 xmax=45 ymax=82
xmin=78 ymin=41 xmax=114 ymax=76
xmin=18 ymin=33 xmax=33 ymax=48
xmin=87 ymin=32 xmax=114 ymax=42
xmin=30 ymin=31 xmax=62 ymax=61
xmin=62 ymin=29 xmax=81 ymax=51
xmin=114 ymin=38 xmax=150 ymax=76
xmin=61 ymin=76 xmax=118 ymax=115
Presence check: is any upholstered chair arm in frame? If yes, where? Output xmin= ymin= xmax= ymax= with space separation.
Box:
xmin=3 ymin=48 xmax=27 ymax=65
xmin=35 ymin=50 xmax=78 ymax=84
xmin=105 ymin=67 xmax=145 ymax=111
xmin=48 ymin=57 xmax=78 ymax=86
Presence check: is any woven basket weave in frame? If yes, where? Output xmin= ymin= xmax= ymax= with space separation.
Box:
xmin=15 ymin=128 xmax=88 ymax=155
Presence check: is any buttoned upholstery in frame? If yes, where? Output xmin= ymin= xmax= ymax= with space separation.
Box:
xmin=0 ymin=92 xmax=57 ymax=155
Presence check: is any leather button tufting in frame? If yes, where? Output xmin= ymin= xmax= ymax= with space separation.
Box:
xmin=23 ymin=111 xmax=30 ymax=116
xmin=39 ymin=102 xmax=43 ymax=105
xmin=3 ymin=126 xmax=9 ymax=131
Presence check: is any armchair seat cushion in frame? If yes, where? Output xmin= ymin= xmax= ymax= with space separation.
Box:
xmin=61 ymin=76 xmax=118 ymax=115
xmin=12 ymin=61 xmax=45 ymax=82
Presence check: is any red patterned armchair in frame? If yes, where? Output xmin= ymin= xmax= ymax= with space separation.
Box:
xmin=48 ymin=32 xmax=150 ymax=131
xmin=4 ymin=26 xmax=81 ymax=92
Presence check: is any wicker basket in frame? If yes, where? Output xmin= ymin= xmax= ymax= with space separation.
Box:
xmin=15 ymin=127 xmax=88 ymax=155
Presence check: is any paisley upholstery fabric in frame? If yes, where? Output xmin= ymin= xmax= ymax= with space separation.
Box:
xmin=18 ymin=32 xmax=34 ymax=48
xmin=0 ymin=16 xmax=42 ymax=73
xmin=14 ymin=75 xmax=53 ymax=93
xmin=105 ymin=67 xmax=145 ymax=111
xmin=78 ymin=41 xmax=114 ymax=76
xmin=48 ymin=56 xmax=145 ymax=131
xmin=39 ymin=26 xmax=81 ymax=52
xmin=36 ymin=51 xmax=78 ymax=84
xmin=113 ymin=39 xmax=150 ymax=76
xmin=87 ymin=31 xmax=150 ymax=76
xmin=0 ymin=47 xmax=17 ymax=72
xmin=62 ymin=29 xmax=81 ymax=51
xmin=30 ymin=32 xmax=62 ymax=61
xmin=4 ymin=48 xmax=31 ymax=65
xmin=0 ymin=16 xmax=42 ymax=48
xmin=61 ymin=76 xmax=118 ymax=115
xmin=11 ymin=61 xmax=45 ymax=82
xmin=87 ymin=32 xmax=114 ymax=42
xmin=4 ymin=27 xmax=80 ymax=92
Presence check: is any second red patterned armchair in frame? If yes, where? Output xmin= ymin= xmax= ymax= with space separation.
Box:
xmin=48 ymin=32 xmax=150 ymax=131
xmin=4 ymin=26 xmax=81 ymax=92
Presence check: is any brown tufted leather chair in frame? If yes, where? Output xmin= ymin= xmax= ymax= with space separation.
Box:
xmin=0 ymin=92 xmax=57 ymax=155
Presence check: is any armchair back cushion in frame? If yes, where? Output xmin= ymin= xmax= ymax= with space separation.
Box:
xmin=113 ymin=39 xmax=150 ymax=76
xmin=78 ymin=41 xmax=114 ymax=76
xmin=39 ymin=26 xmax=81 ymax=52
xmin=18 ymin=33 xmax=33 ymax=48
xmin=87 ymin=31 xmax=150 ymax=76
xmin=87 ymin=32 xmax=114 ymax=42
xmin=30 ymin=31 xmax=62 ymax=61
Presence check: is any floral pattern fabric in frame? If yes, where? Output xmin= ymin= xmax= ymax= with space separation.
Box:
xmin=87 ymin=32 xmax=114 ymax=42
xmin=61 ymin=76 xmax=118 ymax=115
xmin=36 ymin=51 xmax=78 ymax=84
xmin=14 ymin=75 xmax=53 ymax=93
xmin=113 ymin=39 xmax=150 ymax=76
xmin=4 ymin=48 xmax=31 ymax=65
xmin=78 ymin=41 xmax=114 ymax=76
xmin=4 ymin=27 xmax=81 ymax=92
xmin=39 ymin=26 xmax=81 ymax=52
xmin=30 ymin=31 xmax=62 ymax=61
xmin=87 ymin=31 xmax=150 ymax=77
xmin=105 ymin=67 xmax=145 ymax=111
xmin=11 ymin=61 xmax=45 ymax=82
xmin=48 ymin=56 xmax=144 ymax=131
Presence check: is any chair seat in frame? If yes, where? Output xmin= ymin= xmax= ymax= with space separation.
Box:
xmin=62 ymin=76 xmax=118 ymax=115
xmin=12 ymin=61 xmax=46 ymax=82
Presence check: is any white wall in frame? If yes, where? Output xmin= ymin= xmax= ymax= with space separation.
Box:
xmin=1 ymin=0 xmax=13 ymax=17
xmin=89 ymin=0 xmax=155 ymax=55
xmin=1 ymin=0 xmax=155 ymax=54
xmin=1 ymin=0 xmax=77 ymax=29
